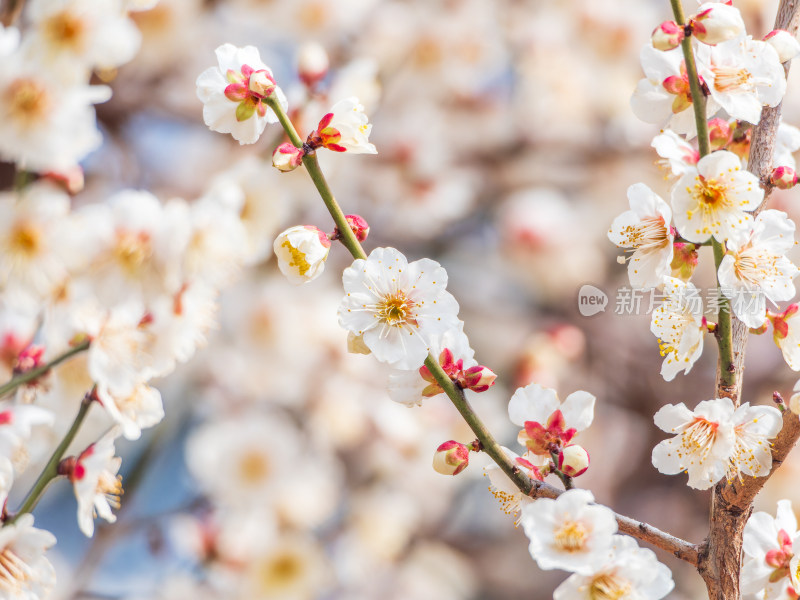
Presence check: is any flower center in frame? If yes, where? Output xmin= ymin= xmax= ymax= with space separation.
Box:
xmin=377 ymin=293 xmax=416 ymax=327
xmin=682 ymin=417 xmax=719 ymax=459
xmin=694 ymin=176 xmax=728 ymax=207
xmin=6 ymin=79 xmax=51 ymax=125
xmin=8 ymin=222 xmax=41 ymax=257
xmin=98 ymin=472 xmax=123 ymax=510
xmin=0 ymin=547 xmax=32 ymax=591
xmin=238 ymin=451 xmax=271 ymax=484
xmin=113 ymin=230 xmax=152 ymax=275
xmin=553 ymin=519 xmax=588 ymax=552
xmin=713 ymin=65 xmax=752 ymax=93
xmin=734 ymin=246 xmax=780 ymax=286
xmin=624 ymin=215 xmax=669 ymax=253
xmin=43 ymin=10 xmax=86 ymax=52
xmin=588 ymin=573 xmax=632 ymax=600
xmin=257 ymin=551 xmax=305 ymax=592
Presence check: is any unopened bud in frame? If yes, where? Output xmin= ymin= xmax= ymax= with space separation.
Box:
xmin=651 ymin=21 xmax=685 ymax=51
xmin=43 ymin=166 xmax=84 ymax=194
xmin=691 ymin=3 xmax=745 ymax=45
xmin=670 ymin=242 xmax=699 ymax=282
xmin=297 ymin=42 xmax=329 ymax=88
xmin=347 ymin=332 xmax=371 ymax=355
xmin=708 ymin=118 xmax=732 ymax=151
xmin=273 ymin=225 xmax=331 ymax=284
xmin=248 ymin=71 xmax=276 ymax=97
xmin=344 ymin=214 xmax=370 ymax=242
xmin=771 ymin=166 xmax=798 ymax=189
xmin=461 ymin=365 xmax=497 ymax=393
xmin=764 ymin=30 xmax=800 ymax=63
xmin=14 ymin=345 xmax=45 ymax=374
xmin=272 ymin=143 xmax=304 ymax=173
xmin=558 ymin=444 xmax=590 ymax=477
xmin=432 ymin=441 xmax=470 ymax=476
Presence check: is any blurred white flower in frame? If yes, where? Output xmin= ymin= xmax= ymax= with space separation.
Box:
xmin=0 ymin=514 xmax=56 ymax=599
xmin=96 ymin=383 xmax=164 ymax=441
xmin=338 ymin=247 xmax=460 ymax=369
xmin=691 ymin=3 xmax=745 ymax=46
xmin=196 ymin=44 xmax=288 ymax=144
xmin=553 ymin=534 xmax=674 ymax=600
xmin=651 ymin=129 xmax=699 ymax=176
xmin=742 ymin=500 xmax=797 ymax=600
xmin=520 ymin=489 xmax=617 ymax=574
xmin=0 ymin=402 xmax=55 ymax=473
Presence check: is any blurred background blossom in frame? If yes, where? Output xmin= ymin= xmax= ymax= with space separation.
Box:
xmin=1 ymin=0 xmax=799 ymax=598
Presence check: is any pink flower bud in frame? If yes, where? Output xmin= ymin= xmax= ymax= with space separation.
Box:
xmin=272 ymin=143 xmax=305 ymax=173
xmin=708 ymin=118 xmax=732 ymax=150
xmin=14 ymin=344 xmax=45 ymax=374
xmin=344 ymin=214 xmax=370 ymax=242
xmin=691 ymin=3 xmax=745 ymax=45
xmin=764 ymin=30 xmax=800 ymax=63
xmin=651 ymin=21 xmax=685 ymax=51
xmin=461 ymin=365 xmax=497 ymax=393
xmin=771 ymin=166 xmax=798 ymax=189
xmin=43 ymin=166 xmax=84 ymax=194
xmin=297 ymin=42 xmax=329 ymax=88
xmin=670 ymin=242 xmax=699 ymax=282
xmin=248 ymin=70 xmax=277 ymax=97
xmin=558 ymin=444 xmax=590 ymax=477
xmin=432 ymin=441 xmax=470 ymax=475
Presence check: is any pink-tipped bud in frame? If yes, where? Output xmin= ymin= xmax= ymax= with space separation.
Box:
xmin=690 ymin=3 xmax=745 ymax=45
xmin=344 ymin=214 xmax=370 ymax=242
xmin=771 ymin=166 xmax=799 ymax=189
xmin=297 ymin=42 xmax=329 ymax=88
xmin=670 ymin=242 xmax=699 ymax=282
xmin=708 ymin=118 xmax=732 ymax=150
xmin=43 ymin=166 xmax=84 ymax=194
xmin=651 ymin=21 xmax=685 ymax=51
xmin=248 ymin=70 xmax=277 ymax=97
xmin=764 ymin=30 xmax=800 ymax=63
xmin=461 ymin=365 xmax=497 ymax=393
xmin=272 ymin=143 xmax=305 ymax=173
xmin=14 ymin=344 xmax=45 ymax=374
xmin=432 ymin=441 xmax=470 ymax=476
xmin=558 ymin=444 xmax=590 ymax=477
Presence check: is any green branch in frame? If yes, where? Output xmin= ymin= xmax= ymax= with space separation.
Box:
xmin=8 ymin=392 xmax=94 ymax=523
xmin=0 ymin=340 xmax=91 ymax=399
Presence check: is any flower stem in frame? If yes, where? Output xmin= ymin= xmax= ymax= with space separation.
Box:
xmin=549 ymin=450 xmax=574 ymax=490
xmin=0 ymin=339 xmax=91 ymax=399
xmin=669 ymin=0 xmax=734 ymax=392
xmin=7 ymin=391 xmax=94 ymax=523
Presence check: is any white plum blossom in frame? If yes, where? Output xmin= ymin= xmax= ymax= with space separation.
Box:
xmin=96 ymin=383 xmax=164 ymax=441
xmin=338 ymin=247 xmax=460 ymax=369
xmin=650 ymin=277 xmax=705 ymax=381
xmin=608 ymin=183 xmax=674 ymax=289
xmin=652 ymin=129 xmax=699 ymax=176
xmin=196 ymin=43 xmax=289 ymax=144
xmin=520 ymin=489 xmax=617 ymax=574
xmin=0 ymin=50 xmax=110 ymax=172
xmin=273 ymin=226 xmax=331 ymax=285
xmin=671 ymin=150 xmax=762 ymax=243
xmin=775 ymin=123 xmax=800 ymax=170
xmin=553 ymin=535 xmax=674 ymax=600
xmin=24 ymin=0 xmax=141 ymax=83
xmin=742 ymin=500 xmax=798 ymax=600
xmin=312 ymin=96 xmax=377 ymax=154
xmin=652 ymin=398 xmax=782 ymax=490
xmin=631 ymin=45 xmax=719 ymax=136
xmin=698 ymin=37 xmax=787 ymax=125
xmin=507 ymin=383 xmax=594 ymax=469
xmin=70 ymin=429 xmax=123 ymax=537
xmin=718 ymin=210 xmax=798 ymax=329
xmin=0 ymin=514 xmax=56 ymax=598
